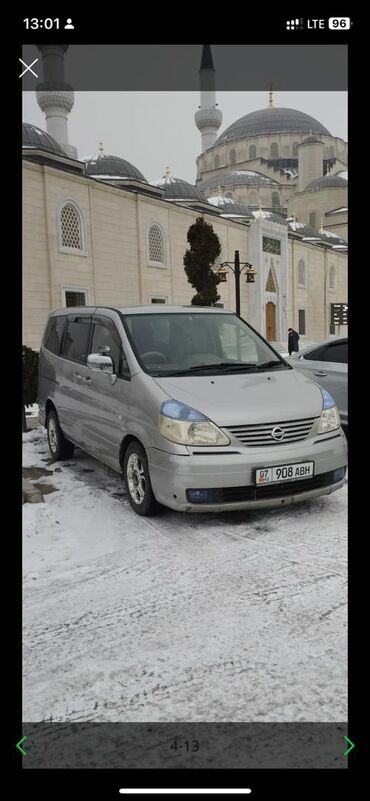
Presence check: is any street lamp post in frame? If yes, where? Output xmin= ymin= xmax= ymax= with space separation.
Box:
xmin=217 ymin=250 xmax=256 ymax=316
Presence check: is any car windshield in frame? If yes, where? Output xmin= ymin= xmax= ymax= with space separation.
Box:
xmin=122 ymin=312 xmax=289 ymax=376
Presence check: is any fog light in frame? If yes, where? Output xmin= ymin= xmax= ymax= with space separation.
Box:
xmin=187 ymin=489 xmax=213 ymax=503
xmin=333 ymin=467 xmax=346 ymax=482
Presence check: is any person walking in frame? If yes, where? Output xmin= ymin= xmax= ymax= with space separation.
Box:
xmin=288 ymin=327 xmax=300 ymax=356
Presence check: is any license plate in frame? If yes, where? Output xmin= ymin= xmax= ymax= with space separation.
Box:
xmin=256 ymin=461 xmax=314 ymax=485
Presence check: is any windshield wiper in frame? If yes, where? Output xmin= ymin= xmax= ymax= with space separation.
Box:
xmin=163 ymin=362 xmax=258 ymax=376
xmin=255 ymin=360 xmax=288 ymax=369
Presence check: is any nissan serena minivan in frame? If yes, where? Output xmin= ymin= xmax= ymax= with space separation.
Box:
xmin=38 ymin=306 xmax=347 ymax=516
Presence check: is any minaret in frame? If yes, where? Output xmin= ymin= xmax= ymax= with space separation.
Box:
xmin=194 ymin=45 xmax=222 ymax=152
xmin=36 ymin=45 xmax=78 ymax=159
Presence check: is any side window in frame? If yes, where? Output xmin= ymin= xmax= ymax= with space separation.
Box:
xmin=61 ymin=317 xmax=91 ymax=364
xmin=302 ymin=346 xmax=327 ymax=362
xmin=43 ymin=315 xmax=67 ymax=355
xmin=324 ymin=342 xmax=348 ymax=364
xmin=90 ymin=318 xmax=130 ymax=378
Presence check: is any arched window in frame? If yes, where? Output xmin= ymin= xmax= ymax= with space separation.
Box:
xmin=309 ymin=211 xmax=317 ymax=229
xmin=270 ymin=142 xmax=279 ymax=158
xmin=329 ymin=264 xmax=336 ymax=290
xmin=249 ymin=145 xmax=257 ymax=159
xmin=148 ymin=223 xmax=165 ymax=265
xmin=214 ymin=154 xmax=219 ymax=168
xmin=224 ymin=191 xmax=233 ymax=199
xmin=59 ymin=201 xmax=85 ymax=252
xmin=329 ymin=145 xmax=335 ymax=158
xmin=297 ymin=258 xmax=306 ymax=286
xmin=292 ymin=141 xmax=299 ymax=156
xmin=249 ymin=191 xmax=258 ymax=205
xmin=229 ymin=148 xmax=236 ymax=165
xmin=272 ymin=191 xmax=280 ymax=207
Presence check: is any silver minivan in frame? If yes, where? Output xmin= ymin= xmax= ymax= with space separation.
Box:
xmin=38 ymin=306 xmax=347 ymax=516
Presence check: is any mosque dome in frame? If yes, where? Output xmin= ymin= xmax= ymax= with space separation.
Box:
xmin=305 ymin=174 xmax=348 ymax=191
xmin=200 ymin=170 xmax=279 ymax=191
xmin=22 ymin=122 xmax=67 ymax=156
xmin=216 ymin=108 xmax=331 ymax=144
xmin=207 ymin=196 xmax=253 ymax=218
xmin=84 ymin=154 xmax=146 ymax=182
xmin=152 ymin=173 xmax=207 ymax=202
xmin=298 ymin=135 xmax=323 ymax=145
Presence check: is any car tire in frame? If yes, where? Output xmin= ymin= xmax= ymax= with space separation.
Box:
xmin=46 ymin=409 xmax=75 ymax=460
xmin=123 ymin=441 xmax=161 ymax=516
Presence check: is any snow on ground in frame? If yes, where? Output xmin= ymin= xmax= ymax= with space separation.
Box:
xmin=25 ymin=403 xmax=39 ymax=418
xmin=23 ymin=428 xmax=347 ymax=723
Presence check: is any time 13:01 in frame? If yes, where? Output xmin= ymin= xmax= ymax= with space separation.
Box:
xmin=24 ymin=18 xmax=60 ymax=29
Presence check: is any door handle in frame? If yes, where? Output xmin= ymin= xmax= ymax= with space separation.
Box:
xmin=84 ymin=376 xmax=92 ymax=385
xmin=314 ymin=371 xmax=327 ymax=377
xmin=72 ymin=372 xmax=82 ymax=383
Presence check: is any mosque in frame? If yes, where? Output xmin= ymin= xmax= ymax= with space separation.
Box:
xmin=22 ymin=44 xmax=347 ymax=350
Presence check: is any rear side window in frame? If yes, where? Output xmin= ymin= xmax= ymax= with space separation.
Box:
xmin=43 ymin=315 xmax=67 ymax=355
xmin=302 ymin=345 xmax=327 ymax=362
xmin=61 ymin=317 xmax=91 ymax=364
xmin=324 ymin=341 xmax=348 ymax=364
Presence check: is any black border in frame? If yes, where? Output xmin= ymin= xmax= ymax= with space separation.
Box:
xmin=14 ymin=13 xmax=364 ymax=798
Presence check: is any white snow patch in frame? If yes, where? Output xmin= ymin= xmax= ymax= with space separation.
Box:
xmin=25 ymin=403 xmax=39 ymax=418
xmin=23 ymin=430 xmax=347 ymax=723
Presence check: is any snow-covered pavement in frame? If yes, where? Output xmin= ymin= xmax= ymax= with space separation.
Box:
xmin=23 ymin=428 xmax=347 ymax=723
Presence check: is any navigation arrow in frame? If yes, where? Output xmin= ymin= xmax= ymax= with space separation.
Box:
xmin=16 ymin=736 xmax=27 ymax=756
xmin=343 ymin=736 xmax=355 ymax=756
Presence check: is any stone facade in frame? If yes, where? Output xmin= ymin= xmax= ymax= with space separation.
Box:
xmin=22 ymin=158 xmax=348 ymax=351
xmin=288 ymin=238 xmax=347 ymax=341
xmin=289 ymin=186 xmax=348 ymax=231
xmin=196 ymin=134 xmax=348 ymax=182
xmin=23 ymin=160 xmax=250 ymax=348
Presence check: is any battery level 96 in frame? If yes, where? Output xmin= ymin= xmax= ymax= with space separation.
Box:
xmin=328 ymin=17 xmax=351 ymax=29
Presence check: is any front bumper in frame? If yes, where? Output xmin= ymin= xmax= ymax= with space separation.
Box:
xmin=147 ymin=429 xmax=347 ymax=512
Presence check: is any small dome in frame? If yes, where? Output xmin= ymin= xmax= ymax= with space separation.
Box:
xmin=217 ymin=107 xmax=331 ymax=144
xmin=22 ymin=122 xmax=66 ymax=156
xmin=305 ymin=174 xmax=348 ymax=191
xmin=288 ymin=219 xmax=347 ymax=247
xmin=85 ymin=154 xmax=146 ymax=182
xmin=207 ymin=196 xmax=253 ymax=218
xmin=152 ymin=174 xmax=207 ymax=202
xmin=200 ymin=170 xmax=279 ymax=191
xmin=288 ymin=220 xmax=322 ymax=238
xmin=252 ymin=209 xmax=287 ymax=225
xmin=299 ymin=136 xmax=323 ymax=145
xmin=319 ymin=229 xmax=347 ymax=247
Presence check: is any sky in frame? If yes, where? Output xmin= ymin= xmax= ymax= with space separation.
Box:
xmin=22 ymin=91 xmax=347 ymax=185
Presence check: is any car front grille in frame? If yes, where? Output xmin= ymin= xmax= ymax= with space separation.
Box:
xmin=226 ymin=417 xmax=317 ymax=446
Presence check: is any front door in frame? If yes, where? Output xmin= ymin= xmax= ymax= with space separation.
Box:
xmin=80 ymin=314 xmax=132 ymax=470
xmin=265 ymin=302 xmax=276 ymax=341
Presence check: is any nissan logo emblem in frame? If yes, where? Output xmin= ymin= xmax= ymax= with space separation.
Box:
xmin=271 ymin=426 xmax=284 ymax=441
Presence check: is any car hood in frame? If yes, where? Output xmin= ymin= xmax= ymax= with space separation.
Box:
xmin=153 ymin=368 xmax=323 ymax=426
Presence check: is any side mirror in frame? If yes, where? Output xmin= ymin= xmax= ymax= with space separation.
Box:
xmin=87 ymin=353 xmax=114 ymax=374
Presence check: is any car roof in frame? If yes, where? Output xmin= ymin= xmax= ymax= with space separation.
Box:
xmin=49 ymin=305 xmax=233 ymax=316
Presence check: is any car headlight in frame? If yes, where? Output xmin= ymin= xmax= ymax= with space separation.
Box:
xmin=159 ymin=400 xmax=230 ymax=446
xmin=317 ymin=389 xmax=341 ymax=434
